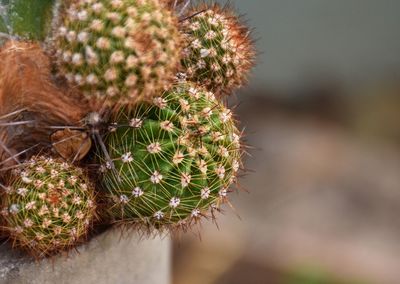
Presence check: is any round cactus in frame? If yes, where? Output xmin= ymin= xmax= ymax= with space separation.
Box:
xmin=53 ymin=0 xmax=181 ymax=106
xmin=99 ymin=81 xmax=242 ymax=228
xmin=0 ymin=156 xmax=96 ymax=257
xmin=181 ymin=4 xmax=255 ymax=95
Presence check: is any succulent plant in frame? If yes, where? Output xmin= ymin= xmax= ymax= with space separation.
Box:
xmin=99 ymin=81 xmax=242 ymax=228
xmin=53 ymin=0 xmax=182 ymax=107
xmin=0 ymin=15 xmax=7 ymax=34
xmin=180 ymin=3 xmax=255 ymax=95
xmin=0 ymin=156 xmax=96 ymax=257
xmin=0 ymin=0 xmax=55 ymax=40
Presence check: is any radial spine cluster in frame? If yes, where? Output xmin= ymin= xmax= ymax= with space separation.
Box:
xmin=54 ymin=0 xmax=182 ymax=106
xmin=181 ymin=5 xmax=255 ymax=95
xmin=99 ymin=81 xmax=242 ymax=227
xmin=1 ymin=156 xmax=96 ymax=257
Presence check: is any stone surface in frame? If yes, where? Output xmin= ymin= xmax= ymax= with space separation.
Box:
xmin=0 ymin=229 xmax=170 ymax=284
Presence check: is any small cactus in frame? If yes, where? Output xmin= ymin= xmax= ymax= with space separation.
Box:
xmin=0 ymin=156 xmax=96 ymax=257
xmin=53 ymin=0 xmax=181 ymax=106
xmin=181 ymin=4 xmax=255 ymax=95
xmin=99 ymin=81 xmax=242 ymax=228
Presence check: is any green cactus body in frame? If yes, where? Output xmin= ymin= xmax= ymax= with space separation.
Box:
xmin=99 ymin=81 xmax=242 ymax=227
xmin=0 ymin=14 xmax=7 ymax=33
xmin=54 ymin=0 xmax=181 ymax=106
xmin=0 ymin=7 xmax=6 ymax=45
xmin=2 ymin=0 xmax=55 ymax=40
xmin=0 ymin=156 xmax=96 ymax=257
xmin=181 ymin=5 xmax=255 ymax=95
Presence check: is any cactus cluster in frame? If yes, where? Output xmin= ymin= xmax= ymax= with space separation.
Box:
xmin=0 ymin=156 xmax=96 ymax=257
xmin=181 ymin=4 xmax=255 ymax=95
xmin=54 ymin=0 xmax=181 ymax=106
xmin=0 ymin=0 xmax=256 ymax=257
xmin=99 ymin=81 xmax=241 ymax=227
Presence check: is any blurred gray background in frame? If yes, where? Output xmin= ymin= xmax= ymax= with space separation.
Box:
xmin=225 ymin=0 xmax=400 ymax=91
xmin=174 ymin=1 xmax=400 ymax=284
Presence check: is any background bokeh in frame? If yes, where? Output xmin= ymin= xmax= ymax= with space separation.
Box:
xmin=173 ymin=1 xmax=400 ymax=284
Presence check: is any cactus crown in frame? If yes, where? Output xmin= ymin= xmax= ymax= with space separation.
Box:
xmin=54 ymin=0 xmax=181 ymax=107
xmin=0 ymin=156 xmax=96 ymax=257
xmin=181 ymin=3 xmax=255 ymax=95
xmin=99 ymin=81 xmax=242 ymax=228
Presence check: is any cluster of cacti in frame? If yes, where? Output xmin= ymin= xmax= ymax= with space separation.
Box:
xmin=0 ymin=0 xmax=255 ymax=257
xmin=54 ymin=0 xmax=181 ymax=105
xmin=100 ymin=82 xmax=241 ymax=226
xmin=0 ymin=156 xmax=96 ymax=257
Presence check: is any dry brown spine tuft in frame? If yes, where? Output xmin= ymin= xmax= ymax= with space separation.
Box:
xmin=0 ymin=40 xmax=89 ymax=171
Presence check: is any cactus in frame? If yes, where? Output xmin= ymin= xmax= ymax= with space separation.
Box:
xmin=0 ymin=156 xmax=96 ymax=257
xmin=99 ymin=81 xmax=242 ymax=228
xmin=0 ymin=14 xmax=6 ymax=34
xmin=180 ymin=3 xmax=255 ymax=95
xmin=53 ymin=0 xmax=182 ymax=107
xmin=8 ymin=0 xmax=55 ymax=40
xmin=0 ymin=0 xmax=56 ymax=40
